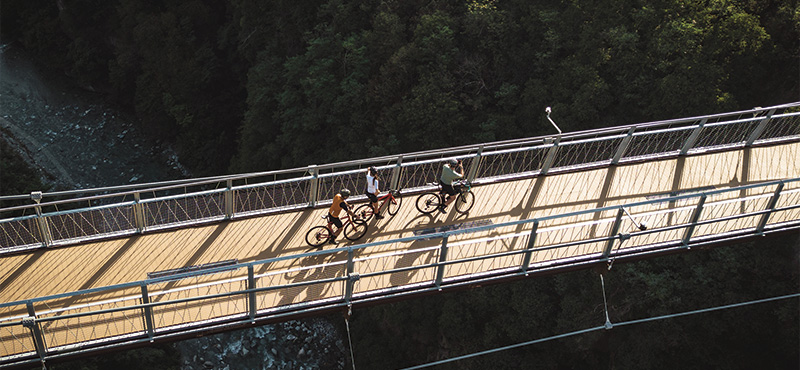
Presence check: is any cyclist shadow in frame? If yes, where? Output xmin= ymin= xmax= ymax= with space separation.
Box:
xmin=276 ymin=246 xmax=346 ymax=306
xmin=388 ymin=237 xmax=440 ymax=287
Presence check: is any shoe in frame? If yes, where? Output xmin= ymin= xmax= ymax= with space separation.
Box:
xmin=375 ymin=214 xmax=384 ymax=219
xmin=328 ymin=239 xmax=339 ymax=245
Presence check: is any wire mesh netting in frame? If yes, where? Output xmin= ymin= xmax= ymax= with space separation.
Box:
xmin=624 ymin=126 xmax=693 ymax=160
xmin=476 ymin=146 xmax=549 ymax=179
xmin=758 ymin=114 xmax=800 ymax=142
xmin=149 ymin=269 xmax=248 ymax=330
xmin=255 ymin=261 xmax=346 ymax=311
xmin=142 ymin=192 xmax=225 ymax=229
xmin=0 ymin=217 xmax=41 ymax=250
xmin=0 ymin=304 xmax=36 ymax=359
xmin=34 ymin=286 xmax=144 ymax=350
xmin=353 ymin=244 xmax=439 ymax=294
xmin=47 ymin=205 xmax=136 ymax=242
xmin=235 ymin=180 xmax=311 ymax=214
xmin=691 ymin=119 xmax=761 ymax=151
xmin=552 ymin=137 xmax=623 ymax=170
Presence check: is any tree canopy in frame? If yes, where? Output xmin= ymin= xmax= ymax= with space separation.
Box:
xmin=2 ymin=0 xmax=797 ymax=175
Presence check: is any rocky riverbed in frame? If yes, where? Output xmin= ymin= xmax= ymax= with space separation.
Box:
xmin=1 ymin=43 xmax=347 ymax=369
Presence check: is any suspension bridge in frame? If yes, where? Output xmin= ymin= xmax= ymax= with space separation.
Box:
xmin=1 ymin=103 xmax=799 ymax=368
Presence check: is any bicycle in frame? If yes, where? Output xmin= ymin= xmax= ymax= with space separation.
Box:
xmin=415 ymin=180 xmax=475 ymax=215
xmin=354 ymin=189 xmax=402 ymax=221
xmin=305 ymin=214 xmax=368 ymax=247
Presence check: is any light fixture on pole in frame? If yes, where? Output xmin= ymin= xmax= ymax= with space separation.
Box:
xmin=622 ymin=207 xmax=647 ymax=231
xmin=607 ymin=207 xmax=648 ymax=270
xmin=545 ymin=106 xmax=562 ymax=135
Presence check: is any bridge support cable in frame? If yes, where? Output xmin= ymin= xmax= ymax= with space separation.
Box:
xmin=399 ymin=292 xmax=800 ymax=370
xmin=600 ymin=274 xmax=613 ymax=330
xmin=345 ymin=305 xmax=357 ymax=370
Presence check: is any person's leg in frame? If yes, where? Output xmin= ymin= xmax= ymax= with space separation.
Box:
xmin=368 ymin=193 xmax=383 ymax=219
xmin=330 ymin=217 xmax=344 ymax=243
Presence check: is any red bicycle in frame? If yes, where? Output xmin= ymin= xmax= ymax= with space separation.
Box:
xmin=355 ymin=189 xmax=402 ymax=221
xmin=305 ymin=214 xmax=368 ymax=247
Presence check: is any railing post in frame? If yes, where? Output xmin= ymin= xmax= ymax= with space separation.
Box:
xmin=745 ymin=109 xmax=776 ymax=147
xmin=756 ymin=182 xmax=783 ymax=235
xmin=140 ymin=284 xmax=154 ymax=341
xmin=611 ymin=127 xmax=636 ymax=165
xmin=344 ymin=248 xmax=359 ymax=304
xmin=540 ymin=137 xmax=561 ymax=175
xmin=308 ymin=165 xmax=319 ymax=207
xmin=520 ymin=220 xmax=539 ymax=274
xmin=133 ymin=192 xmax=146 ymax=233
xmin=389 ymin=156 xmax=403 ymax=191
xmin=24 ymin=301 xmax=47 ymax=366
xmin=682 ymin=195 xmax=707 ymax=247
xmin=602 ymin=208 xmax=625 ymax=259
xmin=248 ymin=265 xmax=257 ymax=323
xmin=466 ymin=145 xmax=484 ymax=182
xmin=435 ymin=236 xmax=450 ymax=290
xmin=680 ymin=119 xmax=707 ymax=155
xmin=31 ymin=191 xmax=52 ymax=247
xmin=224 ymin=179 xmax=234 ymax=220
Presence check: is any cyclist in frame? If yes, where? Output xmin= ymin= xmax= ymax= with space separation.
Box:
xmin=438 ymin=158 xmax=464 ymax=213
xmin=328 ymin=188 xmax=357 ymax=244
xmin=365 ymin=166 xmax=384 ymax=219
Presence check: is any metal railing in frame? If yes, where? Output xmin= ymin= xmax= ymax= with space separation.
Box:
xmin=1 ymin=174 xmax=798 ymax=367
xmin=2 ymin=103 xmax=799 ymax=253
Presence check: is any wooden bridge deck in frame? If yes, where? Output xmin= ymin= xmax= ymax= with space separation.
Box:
xmin=2 ymin=141 xmax=797 ymax=304
xmin=0 ymin=142 xmax=797 ymax=357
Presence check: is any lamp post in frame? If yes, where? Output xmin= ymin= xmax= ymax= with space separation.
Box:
xmin=622 ymin=207 xmax=648 ymax=231
xmin=545 ymin=106 xmax=562 ymax=135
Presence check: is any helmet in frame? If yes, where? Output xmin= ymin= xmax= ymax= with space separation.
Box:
xmin=368 ymin=166 xmax=377 ymax=174
xmin=340 ymin=188 xmax=351 ymax=198
xmin=448 ymin=158 xmax=459 ymax=167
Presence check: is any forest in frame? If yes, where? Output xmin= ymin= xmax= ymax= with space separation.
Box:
xmin=2 ymin=0 xmax=798 ymax=177
xmin=1 ymin=0 xmax=798 ymax=369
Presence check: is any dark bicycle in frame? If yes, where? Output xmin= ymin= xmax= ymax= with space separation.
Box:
xmin=305 ymin=214 xmax=368 ymax=247
xmin=354 ymin=189 xmax=402 ymax=221
xmin=415 ymin=180 xmax=474 ymax=215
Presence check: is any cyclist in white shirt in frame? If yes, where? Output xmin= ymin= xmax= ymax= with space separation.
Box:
xmin=364 ymin=166 xmax=384 ymax=219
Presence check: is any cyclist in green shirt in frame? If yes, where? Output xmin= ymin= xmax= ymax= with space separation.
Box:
xmin=438 ymin=159 xmax=464 ymax=213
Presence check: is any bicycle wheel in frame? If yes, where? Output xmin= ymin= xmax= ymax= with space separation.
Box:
xmin=387 ymin=193 xmax=402 ymax=216
xmin=415 ymin=193 xmax=441 ymax=214
xmin=355 ymin=204 xmax=374 ymax=221
xmin=305 ymin=226 xmax=332 ymax=247
xmin=454 ymin=191 xmax=475 ymax=214
xmin=344 ymin=219 xmax=368 ymax=241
